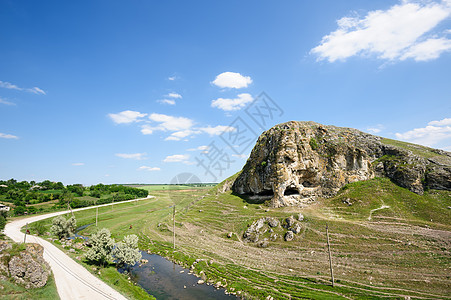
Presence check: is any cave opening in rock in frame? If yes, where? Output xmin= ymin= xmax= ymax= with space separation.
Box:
xmin=257 ymin=189 xmax=274 ymax=197
xmin=284 ymin=188 xmax=300 ymax=196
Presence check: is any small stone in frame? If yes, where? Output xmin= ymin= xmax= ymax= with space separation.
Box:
xmin=297 ymin=213 xmax=304 ymax=221
xmin=197 ymin=280 xmax=204 ymax=284
xmin=227 ymin=232 xmax=233 ymax=238
xmin=284 ymin=231 xmax=294 ymax=241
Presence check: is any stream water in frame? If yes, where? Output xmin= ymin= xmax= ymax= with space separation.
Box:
xmin=119 ymin=252 xmax=237 ymax=300
xmin=73 ymin=224 xmax=235 ymax=299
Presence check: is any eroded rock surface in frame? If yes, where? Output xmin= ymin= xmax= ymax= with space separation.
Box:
xmin=232 ymin=121 xmax=451 ymax=207
xmin=0 ymin=243 xmax=50 ymax=289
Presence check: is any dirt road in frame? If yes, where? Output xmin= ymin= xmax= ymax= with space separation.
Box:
xmin=4 ymin=197 xmax=153 ymax=300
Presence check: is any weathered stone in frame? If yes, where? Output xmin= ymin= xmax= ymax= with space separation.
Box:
xmin=257 ymin=239 xmax=269 ymax=248
xmin=232 ymin=121 xmax=451 ymax=207
xmin=284 ymin=231 xmax=294 ymax=241
xmin=8 ymin=243 xmax=50 ymax=289
xmin=284 ymin=216 xmax=296 ymax=228
xmin=291 ymin=223 xmax=302 ymax=234
xmin=267 ymin=217 xmax=279 ymax=228
xmin=297 ymin=213 xmax=304 ymax=221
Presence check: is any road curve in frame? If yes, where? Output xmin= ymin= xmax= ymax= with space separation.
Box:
xmin=4 ymin=197 xmax=154 ymax=300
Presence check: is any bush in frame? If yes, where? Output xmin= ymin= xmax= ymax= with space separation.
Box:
xmin=113 ymin=234 xmax=142 ymax=268
xmin=50 ymin=216 xmax=77 ymax=239
xmin=86 ymin=228 xmax=115 ymax=267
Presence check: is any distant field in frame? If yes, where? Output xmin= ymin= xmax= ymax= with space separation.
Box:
xmin=127 ymin=184 xmax=214 ymax=191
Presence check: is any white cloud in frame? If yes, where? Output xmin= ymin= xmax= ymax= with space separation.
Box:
xmin=366 ymin=124 xmax=385 ymax=134
xmin=164 ymin=130 xmax=198 ymax=141
xmin=158 ymin=99 xmax=176 ymax=105
xmin=311 ymin=0 xmax=451 ymax=62
xmin=140 ymin=125 xmax=154 ymax=135
xmin=167 ymin=92 xmax=182 ymax=99
xmin=72 ymin=163 xmax=85 ymax=166
xmin=187 ymin=145 xmax=210 ymax=151
xmin=211 ymin=93 xmax=254 ymax=111
xmin=115 ymin=153 xmax=147 ymax=160
xmin=168 ymin=76 xmax=176 ymax=81
xmin=401 ymin=37 xmax=451 ymax=61
xmin=138 ymin=166 xmax=160 ymax=171
xmin=0 ymin=97 xmax=15 ymax=106
xmin=0 ymin=133 xmax=19 ymax=139
xmin=109 ymin=110 xmax=147 ymax=124
xmin=163 ymin=154 xmax=190 ymax=163
xmin=395 ymin=118 xmax=451 ymax=147
xmin=199 ymin=125 xmax=236 ymax=136
xmin=149 ymin=113 xmax=194 ymax=131
xmin=212 ymin=72 xmax=252 ymax=89
xmin=0 ymin=80 xmax=46 ymax=94
xmin=428 ymin=117 xmax=451 ymax=126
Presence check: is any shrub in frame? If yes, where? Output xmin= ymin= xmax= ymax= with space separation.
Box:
xmin=86 ymin=228 xmax=115 ymax=267
xmin=50 ymin=216 xmax=77 ymax=239
xmin=113 ymin=234 xmax=142 ymax=268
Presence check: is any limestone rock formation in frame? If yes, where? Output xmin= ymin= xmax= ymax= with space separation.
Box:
xmin=0 ymin=242 xmax=50 ymax=289
xmin=232 ymin=121 xmax=451 ymax=207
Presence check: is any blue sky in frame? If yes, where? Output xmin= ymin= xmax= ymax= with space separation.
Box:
xmin=1 ymin=0 xmax=450 ymax=185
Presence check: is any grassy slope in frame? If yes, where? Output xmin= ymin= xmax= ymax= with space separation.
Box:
xmin=29 ymin=180 xmax=450 ymax=299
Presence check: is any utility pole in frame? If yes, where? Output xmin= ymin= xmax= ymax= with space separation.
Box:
xmin=172 ymin=205 xmax=176 ymax=249
xmin=24 ymin=223 xmax=28 ymax=243
xmin=326 ymin=224 xmax=335 ymax=287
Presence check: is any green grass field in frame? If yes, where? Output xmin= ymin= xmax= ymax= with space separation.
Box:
xmin=32 ymin=179 xmax=451 ymax=299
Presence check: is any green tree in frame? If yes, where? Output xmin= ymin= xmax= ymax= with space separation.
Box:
xmin=86 ymin=228 xmax=115 ymax=267
xmin=113 ymin=234 xmax=142 ymax=268
xmin=50 ymin=215 xmax=77 ymax=239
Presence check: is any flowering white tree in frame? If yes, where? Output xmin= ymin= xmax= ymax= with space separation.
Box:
xmin=86 ymin=228 xmax=115 ymax=267
xmin=50 ymin=216 xmax=76 ymax=239
xmin=113 ymin=234 xmax=142 ymax=268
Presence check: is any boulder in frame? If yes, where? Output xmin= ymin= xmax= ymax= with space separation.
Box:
xmin=284 ymin=231 xmax=294 ymax=242
xmin=8 ymin=244 xmax=50 ymax=289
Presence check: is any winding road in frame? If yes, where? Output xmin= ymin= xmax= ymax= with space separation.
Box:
xmin=4 ymin=197 xmax=153 ymax=300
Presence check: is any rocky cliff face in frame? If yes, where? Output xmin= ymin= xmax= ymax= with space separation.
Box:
xmin=232 ymin=121 xmax=451 ymax=207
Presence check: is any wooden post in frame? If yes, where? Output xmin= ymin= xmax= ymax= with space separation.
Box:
xmin=69 ymin=203 xmax=74 ymax=218
xmin=326 ymin=224 xmax=335 ymax=287
xmin=96 ymin=207 xmax=98 ymax=227
xmin=112 ymin=195 xmax=114 ymax=210
xmin=24 ymin=223 xmax=28 ymax=243
xmin=172 ymin=205 xmax=176 ymax=249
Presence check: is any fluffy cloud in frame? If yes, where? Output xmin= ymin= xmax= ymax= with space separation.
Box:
xmin=366 ymin=124 xmax=385 ymax=134
xmin=138 ymin=166 xmax=160 ymax=171
xmin=395 ymin=117 xmax=451 ymax=147
xmin=163 ymin=154 xmax=190 ymax=163
xmin=164 ymin=130 xmax=197 ymax=141
xmin=198 ymin=125 xmax=236 ymax=136
xmin=167 ymin=92 xmax=182 ymax=99
xmin=0 ymin=80 xmax=46 ymax=95
xmin=212 ymin=72 xmax=252 ymax=89
xmin=311 ymin=0 xmax=451 ymax=62
xmin=0 ymin=133 xmax=19 ymax=139
xmin=149 ymin=113 xmax=194 ymax=131
xmin=211 ymin=93 xmax=254 ymax=111
xmin=158 ymin=99 xmax=176 ymax=105
xmin=72 ymin=163 xmax=85 ymax=166
xmin=109 ymin=110 xmax=147 ymax=124
xmin=0 ymin=97 xmax=15 ymax=106
xmin=187 ymin=145 xmax=210 ymax=151
xmin=115 ymin=153 xmax=147 ymax=160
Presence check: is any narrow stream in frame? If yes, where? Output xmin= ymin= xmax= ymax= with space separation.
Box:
xmin=73 ymin=224 xmax=236 ymax=299
xmin=119 ymin=252 xmax=237 ymax=300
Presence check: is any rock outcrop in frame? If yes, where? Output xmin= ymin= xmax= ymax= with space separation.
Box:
xmin=0 ymin=242 xmax=50 ymax=289
xmin=232 ymin=121 xmax=451 ymax=207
